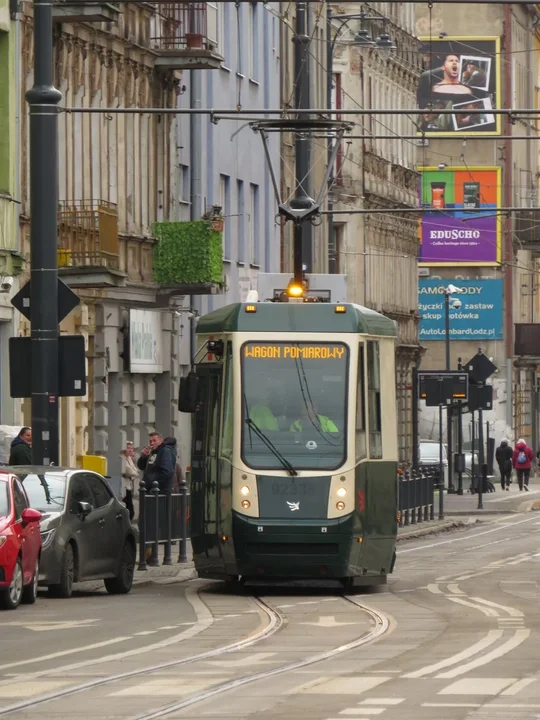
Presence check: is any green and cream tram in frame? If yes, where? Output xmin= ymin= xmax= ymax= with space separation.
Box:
xmin=179 ymin=300 xmax=399 ymax=588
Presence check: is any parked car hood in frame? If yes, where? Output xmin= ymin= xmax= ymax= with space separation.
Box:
xmin=39 ymin=511 xmax=63 ymax=532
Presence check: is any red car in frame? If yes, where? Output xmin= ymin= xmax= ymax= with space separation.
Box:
xmin=0 ymin=473 xmax=42 ymax=609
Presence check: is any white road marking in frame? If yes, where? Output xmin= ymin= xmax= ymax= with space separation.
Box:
xmin=302 ymin=677 xmax=391 ymax=695
xmin=436 ymin=630 xmax=531 ymax=679
xmin=0 ymin=637 xmax=132 ymax=673
xmin=398 ymin=515 xmax=540 ymax=554
xmin=0 ymin=584 xmax=212 ymax=683
xmin=3 ymin=619 xmax=99 ymax=632
xmin=205 ymin=652 xmax=276 ymax=667
xmin=341 ymin=710 xmax=386 ymax=715
xmin=300 ymin=616 xmax=359 ymax=628
xmin=427 ymin=584 xmax=443 ymax=594
xmin=111 ymin=677 xmax=229 ymax=697
xmin=469 ymin=598 xmax=523 ymax=617
xmin=423 ymin=703 xmax=482 ymax=708
xmin=360 ymin=699 xmax=404 ymax=705
xmin=402 ymin=630 xmax=504 ymax=679
xmin=0 ymin=680 xmax=73 ymax=698
xmin=446 ymin=584 xmax=465 ymax=595
xmin=439 ymin=678 xmax=517 ymax=695
xmin=446 ymin=596 xmax=499 ymax=617
xmin=501 ymin=678 xmax=536 ymax=695
xmin=490 ymin=553 xmax=531 ymax=566
xmin=134 ymin=631 xmax=157 ymax=636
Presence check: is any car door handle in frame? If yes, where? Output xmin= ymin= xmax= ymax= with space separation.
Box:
xmin=99 ymin=518 xmax=106 ymax=527
xmin=116 ymin=513 xmax=123 ymax=520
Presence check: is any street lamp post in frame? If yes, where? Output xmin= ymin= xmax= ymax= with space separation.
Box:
xmin=443 ymin=285 xmax=462 ymax=495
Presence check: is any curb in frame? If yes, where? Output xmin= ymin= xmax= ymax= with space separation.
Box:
xmin=397 ymin=518 xmax=480 ymax=542
xmin=132 ymin=568 xmax=197 ymax=587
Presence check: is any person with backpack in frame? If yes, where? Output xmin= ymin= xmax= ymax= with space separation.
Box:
xmin=495 ymin=439 xmax=513 ymax=491
xmin=512 ymin=438 xmax=533 ymax=491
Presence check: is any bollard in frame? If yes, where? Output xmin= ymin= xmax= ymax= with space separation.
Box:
xmin=149 ymin=481 xmax=160 ymax=567
xmin=163 ymin=491 xmax=173 ymax=565
xmin=137 ymin=480 xmax=147 ymax=571
xmin=178 ymin=478 xmax=188 ymax=563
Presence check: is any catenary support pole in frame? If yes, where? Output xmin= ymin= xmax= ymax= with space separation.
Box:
xmin=457 ymin=357 xmax=464 ymax=495
xmin=26 ymin=0 xmax=62 ymax=465
xmin=293 ymin=0 xmax=312 ymax=282
xmin=445 ymin=294 xmax=454 ymax=493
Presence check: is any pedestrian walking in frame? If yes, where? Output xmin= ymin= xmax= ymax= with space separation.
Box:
xmin=512 ymin=438 xmax=533 ymax=491
xmin=496 ymin=439 xmax=513 ymax=491
xmin=120 ymin=441 xmax=138 ymax=521
xmin=9 ymin=427 xmax=32 ymax=465
xmin=137 ymin=432 xmax=177 ymax=493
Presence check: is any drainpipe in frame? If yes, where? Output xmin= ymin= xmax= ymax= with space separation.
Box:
xmin=189 ymin=69 xmax=203 ymax=364
xmin=504 ymin=4 xmax=513 ymax=431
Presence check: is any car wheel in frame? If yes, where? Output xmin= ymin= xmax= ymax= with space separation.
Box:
xmin=104 ymin=541 xmax=135 ymax=595
xmin=22 ymin=558 xmax=39 ymax=605
xmin=0 ymin=559 xmax=23 ymax=610
xmin=48 ymin=544 xmax=74 ymax=599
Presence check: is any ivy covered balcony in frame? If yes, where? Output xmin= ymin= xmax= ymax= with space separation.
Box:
xmin=153 ymin=219 xmax=223 ymax=304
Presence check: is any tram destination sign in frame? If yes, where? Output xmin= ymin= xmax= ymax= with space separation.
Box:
xmin=243 ymin=343 xmax=346 ymax=360
xmin=418 ymin=371 xmax=469 ymax=407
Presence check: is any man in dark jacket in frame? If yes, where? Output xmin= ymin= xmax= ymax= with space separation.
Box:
xmin=137 ymin=432 xmax=177 ymax=493
xmin=495 ymin=439 xmax=513 ymax=491
xmin=9 ymin=427 xmax=32 ymax=465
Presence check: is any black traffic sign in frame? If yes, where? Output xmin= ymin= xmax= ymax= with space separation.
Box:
xmin=11 ymin=278 xmax=80 ymax=323
xmin=418 ymin=371 xmax=469 ymax=407
xmin=462 ymin=384 xmax=493 ymax=412
xmin=9 ymin=335 xmax=86 ymax=398
xmin=464 ymin=351 xmax=497 ymax=385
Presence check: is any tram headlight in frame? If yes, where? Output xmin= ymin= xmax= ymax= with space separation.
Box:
xmin=336 ymin=501 xmax=346 ymax=511
xmin=241 ymin=499 xmax=251 ymax=509
xmin=336 ymin=487 xmax=347 ymax=498
xmin=240 ymin=485 xmax=250 ymax=496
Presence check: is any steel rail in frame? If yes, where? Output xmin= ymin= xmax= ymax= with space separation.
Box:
xmin=0 ymin=593 xmax=283 ymax=717
xmin=130 ymin=596 xmax=390 ymax=720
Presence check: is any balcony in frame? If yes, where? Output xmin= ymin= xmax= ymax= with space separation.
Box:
xmin=57 ymin=201 xmax=126 ymax=287
xmin=150 ymin=2 xmax=223 ymax=70
xmin=52 ymin=0 xmax=120 ymax=23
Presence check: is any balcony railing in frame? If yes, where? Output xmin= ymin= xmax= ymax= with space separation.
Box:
xmin=58 ymin=200 xmax=120 ymax=271
xmin=151 ymin=2 xmax=218 ymax=52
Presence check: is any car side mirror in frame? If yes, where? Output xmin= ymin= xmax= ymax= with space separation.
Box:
xmin=21 ymin=508 xmax=42 ymax=525
xmin=178 ymin=372 xmax=199 ymax=413
xmin=78 ymin=501 xmax=93 ymax=518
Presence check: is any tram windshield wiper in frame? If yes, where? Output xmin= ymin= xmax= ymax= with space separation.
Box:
xmin=244 ymin=417 xmax=298 ymax=476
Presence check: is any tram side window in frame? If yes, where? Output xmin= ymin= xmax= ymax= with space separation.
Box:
xmin=367 ymin=341 xmax=382 ymax=459
xmin=221 ymin=343 xmax=233 ymax=459
xmin=356 ymin=343 xmax=367 ymax=461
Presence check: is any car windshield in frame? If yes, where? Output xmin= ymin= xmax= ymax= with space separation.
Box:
xmin=241 ymin=341 xmax=349 ymax=471
xmin=17 ymin=473 xmax=67 ymax=511
xmin=420 ymin=442 xmax=446 ymax=463
xmin=0 ymin=482 xmax=9 ymax=517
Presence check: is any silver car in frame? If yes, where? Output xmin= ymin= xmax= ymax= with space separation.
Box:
xmin=12 ymin=466 xmax=136 ymax=598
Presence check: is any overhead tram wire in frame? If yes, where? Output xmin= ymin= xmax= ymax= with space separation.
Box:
xmin=61 ymin=107 xmax=540 ymax=115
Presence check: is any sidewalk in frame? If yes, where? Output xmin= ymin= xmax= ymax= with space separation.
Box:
xmin=443 ymin=475 xmax=540 ymax=515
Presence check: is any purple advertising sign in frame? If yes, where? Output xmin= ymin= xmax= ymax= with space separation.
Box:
xmin=418 ymin=167 xmax=502 ymax=266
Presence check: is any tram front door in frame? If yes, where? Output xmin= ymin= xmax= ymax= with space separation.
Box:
xmin=190 ymin=365 xmax=222 ymax=570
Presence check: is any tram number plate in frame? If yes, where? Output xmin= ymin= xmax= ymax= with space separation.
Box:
xmin=271 ymin=482 xmax=315 ymax=496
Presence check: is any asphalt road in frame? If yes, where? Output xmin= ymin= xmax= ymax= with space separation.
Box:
xmin=1 ymin=511 xmax=539 ymax=719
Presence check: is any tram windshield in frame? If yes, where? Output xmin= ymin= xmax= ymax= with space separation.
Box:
xmin=241 ymin=342 xmax=349 ymax=471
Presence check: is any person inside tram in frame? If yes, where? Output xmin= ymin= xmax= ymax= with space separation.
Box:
xmin=289 ymin=401 xmax=339 ymax=433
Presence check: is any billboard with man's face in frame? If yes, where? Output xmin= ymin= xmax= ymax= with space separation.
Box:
xmin=417 ymin=37 xmax=501 ymax=135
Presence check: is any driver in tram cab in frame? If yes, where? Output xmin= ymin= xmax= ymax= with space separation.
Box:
xmin=289 ymin=402 xmax=339 ymax=433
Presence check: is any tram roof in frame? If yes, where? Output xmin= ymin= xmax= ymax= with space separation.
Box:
xmin=196 ymin=302 xmax=397 ymax=337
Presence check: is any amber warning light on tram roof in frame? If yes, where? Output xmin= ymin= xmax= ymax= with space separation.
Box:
xmin=245 ymin=305 xmax=257 ymax=313
xmin=335 ymin=305 xmax=346 ymax=313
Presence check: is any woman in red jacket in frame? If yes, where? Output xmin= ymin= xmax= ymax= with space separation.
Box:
xmin=512 ymin=438 xmax=533 ymax=491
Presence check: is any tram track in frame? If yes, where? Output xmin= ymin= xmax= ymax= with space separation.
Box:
xmin=0 ymin=593 xmax=390 ymax=719
xmin=0 ymin=593 xmax=283 ymax=718
xmin=128 ymin=596 xmax=389 ymax=720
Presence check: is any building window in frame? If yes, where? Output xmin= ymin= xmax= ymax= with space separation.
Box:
xmin=249 ymin=182 xmax=260 ymax=266
xmin=220 ymin=174 xmax=231 ymax=260
xmin=247 ymin=1 xmax=258 ymax=81
xmin=237 ymin=179 xmax=245 ymax=263
xmin=179 ymin=164 xmax=190 ymax=203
